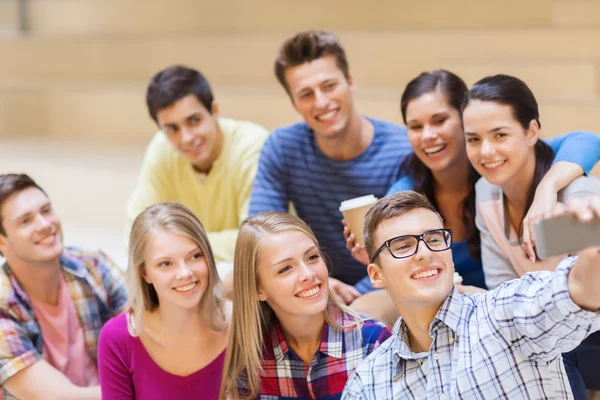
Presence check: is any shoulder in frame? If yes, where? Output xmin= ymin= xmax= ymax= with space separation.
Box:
xmin=219 ymin=118 xmax=269 ymax=140
xmin=559 ymin=175 xmax=600 ymax=202
xmin=62 ymin=247 xmax=123 ymax=276
xmin=369 ymin=117 xmax=407 ymax=137
xmin=99 ymin=313 xmax=131 ymax=351
xmin=387 ymin=176 xmax=415 ymax=195
xmin=474 ymin=176 xmax=502 ymax=202
xmin=143 ymin=131 xmax=178 ymax=162
xmin=353 ymin=331 xmax=396 ymax=374
xmin=267 ymin=121 xmax=312 ymax=145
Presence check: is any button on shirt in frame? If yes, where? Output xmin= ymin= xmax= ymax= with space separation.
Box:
xmin=342 ymin=256 xmax=600 ymax=400
xmin=239 ymin=304 xmax=392 ymax=400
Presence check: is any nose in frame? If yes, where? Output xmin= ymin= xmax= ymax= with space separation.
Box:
xmin=314 ymin=89 xmax=329 ymax=109
xmin=35 ymin=214 xmax=52 ymax=232
xmin=175 ymin=262 xmax=193 ymax=279
xmin=298 ymin=262 xmax=316 ymax=282
xmin=422 ymin=125 xmax=438 ymax=141
xmin=413 ymin=238 xmax=433 ymax=262
xmin=180 ymin=127 xmax=195 ymax=145
xmin=480 ymin=139 xmax=496 ymax=159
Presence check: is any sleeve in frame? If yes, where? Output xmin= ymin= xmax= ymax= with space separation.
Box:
xmin=386 ymin=176 xmax=414 ymax=196
xmin=125 ymin=136 xmax=176 ymax=239
xmin=475 ymin=196 xmax=519 ymax=290
xmin=96 ymin=251 xmax=128 ymax=315
xmin=361 ymin=321 xmax=393 ymax=355
xmin=545 ymin=131 xmax=600 ymax=175
xmin=483 ymin=256 xmax=600 ymax=362
xmin=0 ymin=311 xmax=42 ymax=385
xmin=248 ymin=132 xmax=290 ymax=216
xmin=97 ymin=318 xmax=134 ymax=399
xmin=560 ymin=176 xmax=600 ymax=203
xmin=341 ymin=371 xmax=369 ymax=400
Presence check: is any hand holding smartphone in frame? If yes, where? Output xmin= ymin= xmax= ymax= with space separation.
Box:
xmin=533 ymin=196 xmax=600 ymax=260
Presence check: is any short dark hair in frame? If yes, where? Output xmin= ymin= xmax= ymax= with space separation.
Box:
xmin=364 ymin=191 xmax=442 ymax=262
xmin=146 ymin=65 xmax=214 ymax=123
xmin=274 ymin=30 xmax=350 ymax=96
xmin=0 ymin=174 xmax=46 ymax=235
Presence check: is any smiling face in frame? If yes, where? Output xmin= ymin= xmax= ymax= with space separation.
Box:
xmin=284 ymin=55 xmax=357 ymax=141
xmin=142 ymin=229 xmax=209 ymax=311
xmin=368 ymin=208 xmax=454 ymax=309
xmin=405 ymin=89 xmax=466 ymax=173
xmin=156 ymin=94 xmax=222 ymax=173
xmin=463 ymin=100 xmax=538 ymax=188
xmin=0 ymin=187 xmax=63 ymax=266
xmin=256 ymin=230 xmax=329 ymax=320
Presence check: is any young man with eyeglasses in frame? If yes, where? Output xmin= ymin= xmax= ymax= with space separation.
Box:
xmin=342 ymin=190 xmax=600 ymax=399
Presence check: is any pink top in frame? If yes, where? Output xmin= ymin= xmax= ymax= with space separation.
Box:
xmin=30 ymin=275 xmax=98 ymax=386
xmin=475 ymin=176 xmax=600 ymax=289
xmin=97 ymin=313 xmax=225 ymax=400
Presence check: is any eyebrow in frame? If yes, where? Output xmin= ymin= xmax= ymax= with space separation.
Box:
xmin=13 ymin=202 xmax=51 ymax=222
xmin=272 ymin=245 xmax=317 ymax=267
xmin=406 ymin=111 xmax=449 ymax=125
xmin=151 ymin=246 xmax=201 ymax=263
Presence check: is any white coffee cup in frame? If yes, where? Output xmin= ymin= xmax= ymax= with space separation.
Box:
xmin=339 ymin=195 xmax=378 ymax=247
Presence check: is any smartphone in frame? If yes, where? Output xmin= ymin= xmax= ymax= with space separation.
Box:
xmin=534 ymin=214 xmax=600 ymax=259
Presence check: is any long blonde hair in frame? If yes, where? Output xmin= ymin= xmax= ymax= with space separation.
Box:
xmin=125 ymin=202 xmax=226 ymax=334
xmin=220 ymin=212 xmax=361 ymax=400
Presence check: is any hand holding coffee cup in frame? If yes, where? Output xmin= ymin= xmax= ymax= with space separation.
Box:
xmin=339 ymin=195 xmax=378 ymax=248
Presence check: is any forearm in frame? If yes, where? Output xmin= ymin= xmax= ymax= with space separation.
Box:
xmin=537 ymin=161 xmax=583 ymax=194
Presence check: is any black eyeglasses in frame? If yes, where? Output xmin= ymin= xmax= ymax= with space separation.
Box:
xmin=370 ymin=229 xmax=453 ymax=263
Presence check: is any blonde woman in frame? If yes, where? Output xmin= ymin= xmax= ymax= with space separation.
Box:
xmin=220 ymin=212 xmax=391 ymax=400
xmin=98 ymin=203 xmax=229 ymax=399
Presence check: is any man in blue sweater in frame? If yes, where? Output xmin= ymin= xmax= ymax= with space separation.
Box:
xmin=249 ymin=31 xmax=412 ymax=305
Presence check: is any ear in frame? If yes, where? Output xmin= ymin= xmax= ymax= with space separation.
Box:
xmin=257 ymin=287 xmax=268 ymax=302
xmin=367 ymin=263 xmax=386 ymax=289
xmin=0 ymin=234 xmax=8 ymax=257
xmin=526 ymin=119 xmax=540 ymax=146
xmin=210 ymin=101 xmax=220 ymax=118
xmin=347 ymin=74 xmax=355 ymax=92
xmin=141 ymin=265 xmax=151 ymax=284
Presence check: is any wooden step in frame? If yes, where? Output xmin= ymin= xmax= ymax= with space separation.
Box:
xmin=553 ymin=0 xmax=600 ymax=27
xmin=25 ymin=0 xmax=553 ymax=36
xmin=2 ymin=81 xmax=599 ymax=147
xmin=1 ymin=32 xmax=599 ymax=97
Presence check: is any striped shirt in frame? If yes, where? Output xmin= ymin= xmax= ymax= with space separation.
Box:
xmin=0 ymin=247 xmax=127 ymax=399
xmin=239 ymin=305 xmax=392 ymax=400
xmin=342 ymin=256 xmax=600 ymax=400
xmin=249 ymin=118 xmax=410 ymax=285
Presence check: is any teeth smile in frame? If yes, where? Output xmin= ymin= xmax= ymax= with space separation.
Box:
xmin=412 ymin=269 xmax=439 ymax=279
xmin=483 ymin=160 xmax=506 ymax=169
xmin=174 ymin=282 xmax=197 ymax=292
xmin=316 ymin=110 xmax=337 ymax=121
xmin=424 ymin=145 xmax=445 ymax=155
xmin=296 ymin=285 xmax=320 ymax=298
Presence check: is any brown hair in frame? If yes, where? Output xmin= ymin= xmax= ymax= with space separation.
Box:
xmin=274 ymin=30 xmax=350 ymax=95
xmin=364 ymin=191 xmax=442 ymax=262
xmin=125 ymin=202 xmax=226 ymax=334
xmin=0 ymin=174 xmax=46 ymax=235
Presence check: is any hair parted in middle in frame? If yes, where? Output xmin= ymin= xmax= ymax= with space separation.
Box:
xmin=274 ymin=30 xmax=350 ymax=96
xmin=220 ymin=212 xmax=361 ymax=400
xmin=364 ymin=191 xmax=443 ymax=263
xmin=125 ymin=202 xmax=226 ymax=335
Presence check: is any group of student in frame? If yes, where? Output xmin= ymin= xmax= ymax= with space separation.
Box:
xmin=0 ymin=29 xmax=599 ymax=399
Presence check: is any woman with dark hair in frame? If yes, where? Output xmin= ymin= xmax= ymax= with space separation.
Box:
xmin=346 ymin=70 xmax=600 ymax=295
xmin=463 ymin=74 xmax=600 ymax=398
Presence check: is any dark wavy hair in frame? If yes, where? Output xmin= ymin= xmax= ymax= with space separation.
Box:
xmin=467 ymin=74 xmax=555 ymax=236
xmin=399 ymin=70 xmax=481 ymax=260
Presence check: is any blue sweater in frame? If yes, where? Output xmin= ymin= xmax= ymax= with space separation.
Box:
xmin=249 ymin=117 xmax=411 ymax=284
xmin=250 ymin=124 xmax=600 ymax=286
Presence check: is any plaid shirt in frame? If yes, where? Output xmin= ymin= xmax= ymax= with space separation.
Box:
xmin=343 ymin=256 xmax=600 ymax=400
xmin=242 ymin=304 xmax=391 ymax=400
xmin=0 ymin=247 xmax=127 ymax=399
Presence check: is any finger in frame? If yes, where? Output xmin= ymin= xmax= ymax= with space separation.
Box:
xmin=342 ymin=219 xmax=347 ymax=227
xmin=550 ymin=201 xmax=568 ymax=217
xmin=340 ymin=289 xmax=355 ymax=305
xmin=589 ymin=195 xmax=600 ymax=219
xmin=343 ymin=225 xmax=350 ymax=240
xmin=346 ymin=234 xmax=356 ymax=251
xmin=521 ymin=219 xmax=535 ymax=263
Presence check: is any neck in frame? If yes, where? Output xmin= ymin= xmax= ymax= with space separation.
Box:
xmin=431 ymin=153 xmax=472 ymax=194
xmin=316 ymin=113 xmax=373 ymax=161
xmin=278 ymin=311 xmax=325 ymax=361
xmin=501 ymin=151 xmax=536 ymax=223
xmin=7 ymin=256 xmax=62 ymax=304
xmin=193 ymin=124 xmax=224 ymax=174
xmin=151 ymin=302 xmax=212 ymax=340
xmin=396 ymin=302 xmax=442 ymax=353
